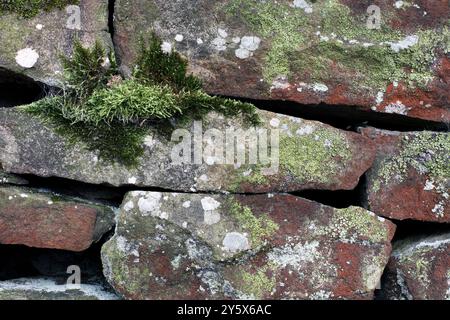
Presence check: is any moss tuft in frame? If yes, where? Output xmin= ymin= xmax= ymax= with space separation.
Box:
xmin=0 ymin=0 xmax=78 ymax=18
xmin=25 ymin=34 xmax=260 ymax=166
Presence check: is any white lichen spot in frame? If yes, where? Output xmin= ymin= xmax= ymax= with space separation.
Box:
xmin=376 ymin=91 xmax=384 ymax=105
xmin=137 ymin=192 xmax=162 ymax=216
xmin=235 ymin=48 xmax=251 ymax=59
xmin=232 ymin=37 xmax=241 ymax=44
xmin=199 ymin=174 xmax=208 ymax=182
xmin=123 ymin=201 xmax=134 ymax=212
xmin=222 ymin=232 xmax=250 ymax=252
xmin=171 ymin=255 xmax=182 ymax=269
xmin=424 ymin=180 xmax=435 ymax=191
xmin=388 ymin=35 xmax=419 ymax=53
xmin=240 ymin=36 xmax=261 ymax=51
xmin=394 ymin=1 xmax=404 ymax=9
xmin=431 ymin=201 xmax=445 ymax=218
xmin=292 ymin=0 xmax=313 ymax=13
xmin=268 ymin=241 xmax=320 ymax=269
xmin=35 ymin=24 xmax=43 ymax=30
xmin=212 ymin=37 xmax=227 ymax=51
xmin=270 ymin=76 xmax=290 ymax=91
xmin=128 ymin=177 xmax=137 ymax=184
xmin=201 ymin=197 xmax=221 ymax=211
xmin=270 ymin=118 xmax=280 ymax=128
xmin=235 ymin=36 xmax=261 ymax=59
xmin=218 ymin=28 xmax=228 ymax=38
xmin=312 ymin=83 xmax=328 ymax=92
xmin=174 ymin=34 xmax=184 ymax=42
xmin=182 ymin=201 xmax=191 ymax=208
xmin=15 ymin=48 xmax=39 ymax=68
xmin=196 ymin=38 xmax=204 ymax=45
xmin=385 ymin=101 xmax=410 ymax=115
xmin=47 ymin=201 xmax=53 ymax=205
xmin=143 ymin=135 xmax=154 ymax=147
xmin=161 ymin=41 xmax=172 ymax=54
xmin=296 ymin=125 xmax=315 ymax=136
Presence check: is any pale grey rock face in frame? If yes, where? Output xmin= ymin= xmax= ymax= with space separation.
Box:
xmin=0 ymin=107 xmax=375 ymax=193
xmin=101 ymin=191 xmax=395 ymax=300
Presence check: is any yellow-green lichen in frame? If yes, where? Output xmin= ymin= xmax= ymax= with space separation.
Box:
xmin=372 ymin=132 xmax=450 ymax=193
xmin=279 ymin=127 xmax=351 ymax=184
xmin=322 ymin=206 xmax=389 ymax=243
xmin=228 ymin=200 xmax=279 ymax=248
xmin=234 ymin=266 xmax=277 ymax=299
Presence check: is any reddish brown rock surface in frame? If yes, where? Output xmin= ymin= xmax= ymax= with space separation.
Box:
xmin=382 ymin=233 xmax=450 ymax=300
xmin=362 ymin=127 xmax=449 ymax=222
xmin=114 ymin=0 xmax=449 ymax=123
xmin=102 ymin=192 xmax=395 ymax=300
xmin=0 ymin=186 xmax=115 ymax=251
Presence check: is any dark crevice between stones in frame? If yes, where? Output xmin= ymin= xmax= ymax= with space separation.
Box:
xmin=0 ymin=68 xmax=56 ymax=108
xmin=9 ymin=171 xmax=369 ymax=209
xmin=222 ymin=96 xmax=449 ymax=132
xmin=290 ymin=174 xmax=367 ymax=209
xmin=0 ymin=232 xmax=114 ymax=289
xmin=5 ymin=173 xmax=237 ymax=207
xmin=390 ymin=219 xmax=450 ymax=242
xmin=108 ymin=0 xmax=115 ymax=42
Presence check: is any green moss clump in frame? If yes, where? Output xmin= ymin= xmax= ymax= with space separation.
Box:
xmin=279 ymin=127 xmax=351 ymax=184
xmin=229 ymin=200 xmax=279 ymax=247
xmin=0 ymin=0 xmax=78 ymax=18
xmin=26 ymin=96 xmax=147 ymax=167
xmin=372 ymin=132 xmax=450 ymax=193
xmin=25 ymin=33 xmax=260 ymax=166
xmin=324 ymin=206 xmax=389 ymax=243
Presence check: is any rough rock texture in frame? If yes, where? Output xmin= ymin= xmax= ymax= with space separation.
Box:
xmin=0 ymin=278 xmax=119 ymax=300
xmin=382 ymin=233 xmax=450 ymax=300
xmin=0 ymin=107 xmax=375 ymax=192
xmin=0 ymin=0 xmax=111 ymax=86
xmin=114 ymin=0 xmax=450 ymax=123
xmin=101 ymin=191 xmax=395 ymax=300
xmin=0 ymin=185 xmax=115 ymax=251
xmin=362 ymin=127 xmax=449 ymax=222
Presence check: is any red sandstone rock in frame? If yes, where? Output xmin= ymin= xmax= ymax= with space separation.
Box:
xmin=362 ymin=127 xmax=449 ymax=222
xmin=0 ymin=186 xmax=115 ymax=251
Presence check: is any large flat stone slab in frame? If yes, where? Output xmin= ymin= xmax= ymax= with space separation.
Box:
xmin=114 ymin=0 xmax=450 ymax=122
xmin=0 ymin=107 xmax=375 ymax=192
xmin=101 ymin=191 xmax=395 ymax=300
